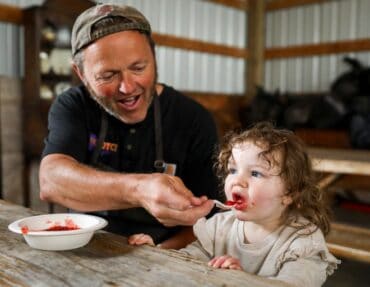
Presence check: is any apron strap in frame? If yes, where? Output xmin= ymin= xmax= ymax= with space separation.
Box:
xmin=153 ymin=93 xmax=165 ymax=172
xmin=91 ymin=110 xmax=108 ymax=165
xmin=92 ymin=93 xmax=165 ymax=173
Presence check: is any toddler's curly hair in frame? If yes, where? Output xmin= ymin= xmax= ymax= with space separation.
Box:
xmin=215 ymin=121 xmax=331 ymax=235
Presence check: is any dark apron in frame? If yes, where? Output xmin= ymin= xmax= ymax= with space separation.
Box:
xmin=89 ymin=94 xmax=179 ymax=244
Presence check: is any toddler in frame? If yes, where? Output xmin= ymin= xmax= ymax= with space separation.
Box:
xmin=129 ymin=122 xmax=340 ymax=286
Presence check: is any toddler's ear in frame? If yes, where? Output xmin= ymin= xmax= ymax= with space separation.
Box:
xmin=282 ymin=195 xmax=293 ymax=206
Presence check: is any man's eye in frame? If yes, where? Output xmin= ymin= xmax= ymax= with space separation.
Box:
xmin=251 ymin=170 xmax=263 ymax=178
xmin=132 ymin=66 xmax=145 ymax=72
xmin=98 ymin=73 xmax=115 ymax=80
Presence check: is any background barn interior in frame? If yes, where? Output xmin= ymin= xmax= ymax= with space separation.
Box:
xmin=0 ymin=0 xmax=369 ymax=286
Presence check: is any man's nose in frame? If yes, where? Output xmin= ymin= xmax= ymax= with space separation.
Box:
xmin=119 ymin=73 xmax=135 ymax=94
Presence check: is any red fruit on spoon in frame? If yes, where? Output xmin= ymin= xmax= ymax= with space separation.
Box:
xmin=226 ymin=200 xmax=236 ymax=206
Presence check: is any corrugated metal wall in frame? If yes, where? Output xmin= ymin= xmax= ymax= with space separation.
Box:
xmin=1 ymin=0 xmax=370 ymax=94
xmin=265 ymin=0 xmax=370 ymax=93
xmin=0 ymin=0 xmax=246 ymax=94
xmin=0 ymin=0 xmax=43 ymax=77
xmin=98 ymin=0 xmax=246 ymax=94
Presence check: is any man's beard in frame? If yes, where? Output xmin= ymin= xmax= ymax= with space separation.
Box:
xmin=84 ymin=81 xmax=156 ymax=123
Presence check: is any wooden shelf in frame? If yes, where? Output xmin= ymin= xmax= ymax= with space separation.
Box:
xmin=41 ymin=73 xmax=71 ymax=83
xmin=23 ymin=0 xmax=94 ymax=159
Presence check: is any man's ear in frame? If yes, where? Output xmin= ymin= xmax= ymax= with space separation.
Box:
xmin=72 ymin=62 xmax=85 ymax=83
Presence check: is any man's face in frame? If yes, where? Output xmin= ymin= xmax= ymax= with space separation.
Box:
xmin=78 ymin=30 xmax=156 ymax=124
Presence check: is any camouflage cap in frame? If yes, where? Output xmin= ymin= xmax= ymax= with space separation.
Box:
xmin=71 ymin=4 xmax=151 ymax=56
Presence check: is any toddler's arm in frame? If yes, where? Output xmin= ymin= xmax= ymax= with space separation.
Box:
xmin=128 ymin=233 xmax=155 ymax=246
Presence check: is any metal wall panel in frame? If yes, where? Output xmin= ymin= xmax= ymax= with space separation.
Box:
xmin=265 ymin=0 xmax=370 ymax=93
xmin=0 ymin=0 xmax=43 ymax=77
xmin=0 ymin=23 xmax=21 ymax=77
xmin=95 ymin=0 xmax=246 ymax=93
xmin=3 ymin=0 xmax=370 ymax=94
xmin=0 ymin=0 xmax=246 ymax=93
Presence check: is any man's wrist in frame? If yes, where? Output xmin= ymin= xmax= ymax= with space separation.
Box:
xmin=124 ymin=173 xmax=147 ymax=207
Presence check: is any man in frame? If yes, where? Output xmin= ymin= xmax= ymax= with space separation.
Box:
xmin=39 ymin=4 xmax=222 ymax=249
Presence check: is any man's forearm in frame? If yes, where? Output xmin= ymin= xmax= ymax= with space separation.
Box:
xmin=39 ymin=153 xmax=141 ymax=211
xmin=39 ymin=153 xmax=215 ymax=227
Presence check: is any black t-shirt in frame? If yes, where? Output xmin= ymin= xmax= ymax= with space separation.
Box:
xmin=43 ymin=84 xmax=222 ymax=243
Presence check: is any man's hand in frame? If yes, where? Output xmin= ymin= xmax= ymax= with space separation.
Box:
xmin=208 ymin=255 xmax=242 ymax=270
xmin=40 ymin=155 xmax=213 ymax=226
xmin=135 ymin=173 xmax=214 ymax=226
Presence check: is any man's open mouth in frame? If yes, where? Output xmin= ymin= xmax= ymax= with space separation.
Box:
xmin=118 ymin=95 xmax=140 ymax=109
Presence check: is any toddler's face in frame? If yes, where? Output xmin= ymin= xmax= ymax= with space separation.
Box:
xmin=224 ymin=142 xmax=291 ymax=226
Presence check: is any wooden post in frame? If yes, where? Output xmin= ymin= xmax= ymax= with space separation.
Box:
xmin=245 ymin=0 xmax=265 ymax=102
xmin=0 ymin=4 xmax=22 ymax=200
xmin=0 ymin=79 xmax=2 ymax=199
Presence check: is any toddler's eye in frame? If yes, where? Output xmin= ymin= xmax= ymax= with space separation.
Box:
xmin=251 ymin=170 xmax=263 ymax=178
xmin=228 ymin=167 xmax=237 ymax=174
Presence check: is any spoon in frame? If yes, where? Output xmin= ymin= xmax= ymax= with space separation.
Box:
xmin=213 ymin=200 xmax=233 ymax=210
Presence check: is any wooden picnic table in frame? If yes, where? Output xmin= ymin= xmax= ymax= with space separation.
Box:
xmin=0 ymin=199 xmax=289 ymax=287
xmin=308 ymin=147 xmax=370 ymax=189
xmin=308 ymin=147 xmax=370 ymax=263
xmin=309 ymin=147 xmax=370 ymax=176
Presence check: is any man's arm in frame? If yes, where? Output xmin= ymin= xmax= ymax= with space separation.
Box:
xmin=39 ymin=153 xmax=214 ymax=226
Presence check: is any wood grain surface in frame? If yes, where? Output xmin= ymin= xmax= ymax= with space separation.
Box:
xmin=0 ymin=200 xmax=289 ymax=287
xmin=309 ymin=147 xmax=370 ymax=176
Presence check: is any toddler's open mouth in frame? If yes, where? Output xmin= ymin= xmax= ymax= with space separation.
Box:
xmin=227 ymin=193 xmax=248 ymax=210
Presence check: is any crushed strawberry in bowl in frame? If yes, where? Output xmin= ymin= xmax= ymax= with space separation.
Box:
xmin=8 ymin=213 xmax=107 ymax=251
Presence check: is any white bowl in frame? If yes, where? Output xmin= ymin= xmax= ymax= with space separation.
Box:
xmin=8 ymin=213 xmax=107 ymax=251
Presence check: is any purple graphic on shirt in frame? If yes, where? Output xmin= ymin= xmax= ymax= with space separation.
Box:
xmin=88 ymin=133 xmax=118 ymax=156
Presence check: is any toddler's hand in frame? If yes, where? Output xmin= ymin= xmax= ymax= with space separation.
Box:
xmin=128 ymin=233 xmax=155 ymax=246
xmin=208 ymin=255 xmax=242 ymax=270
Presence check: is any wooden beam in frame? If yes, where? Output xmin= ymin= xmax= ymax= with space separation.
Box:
xmin=265 ymin=38 xmax=370 ymax=59
xmin=152 ymin=33 xmax=247 ymax=58
xmin=2 ymin=2 xmax=369 ymax=62
xmin=246 ymin=0 xmax=265 ymax=99
xmin=204 ymin=0 xmax=247 ymax=10
xmin=0 ymin=3 xmax=23 ymax=24
xmin=205 ymin=0 xmax=329 ymax=11
xmin=266 ymin=0 xmax=330 ymax=11
xmin=153 ymin=36 xmax=370 ymax=60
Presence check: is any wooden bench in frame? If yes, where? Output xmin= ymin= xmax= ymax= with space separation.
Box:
xmin=309 ymin=147 xmax=370 ymax=263
xmin=327 ymin=222 xmax=370 ymax=263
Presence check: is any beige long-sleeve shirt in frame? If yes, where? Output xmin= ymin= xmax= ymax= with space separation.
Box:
xmin=181 ymin=211 xmax=340 ymax=287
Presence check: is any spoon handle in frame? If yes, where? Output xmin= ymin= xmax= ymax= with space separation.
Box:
xmin=213 ymin=200 xmax=232 ymax=210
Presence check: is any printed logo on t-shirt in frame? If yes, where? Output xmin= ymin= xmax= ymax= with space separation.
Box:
xmin=88 ymin=133 xmax=118 ymax=155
